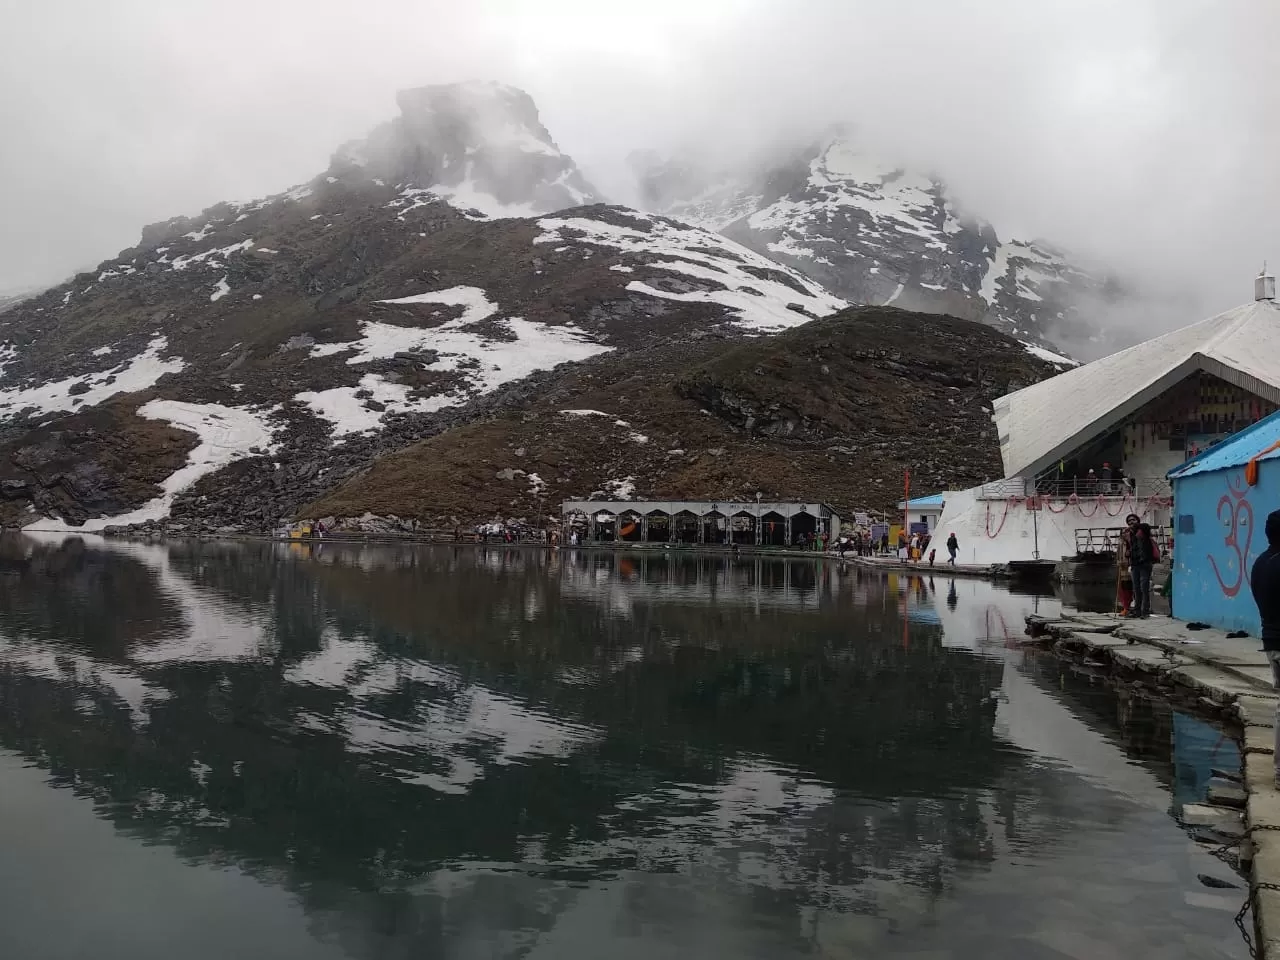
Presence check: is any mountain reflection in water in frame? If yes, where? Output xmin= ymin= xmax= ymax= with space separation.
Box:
xmin=0 ymin=535 xmax=1246 ymax=960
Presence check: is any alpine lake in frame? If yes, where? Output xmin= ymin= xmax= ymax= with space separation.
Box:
xmin=0 ymin=533 xmax=1251 ymax=959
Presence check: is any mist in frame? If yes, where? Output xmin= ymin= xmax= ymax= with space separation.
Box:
xmin=2 ymin=0 xmax=1276 ymax=342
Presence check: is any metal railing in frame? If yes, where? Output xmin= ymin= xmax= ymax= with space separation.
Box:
xmin=1073 ymin=526 xmax=1171 ymax=556
xmin=975 ymin=478 xmax=1032 ymax=500
xmin=1035 ymin=477 xmax=1172 ymax=499
xmin=975 ymin=477 xmax=1173 ymax=501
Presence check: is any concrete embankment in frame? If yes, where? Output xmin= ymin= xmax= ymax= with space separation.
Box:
xmin=1026 ymin=611 xmax=1280 ymax=957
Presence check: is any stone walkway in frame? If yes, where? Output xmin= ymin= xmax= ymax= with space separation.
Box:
xmin=1027 ymin=610 xmax=1280 ymax=958
xmin=845 ymin=554 xmax=996 ymax=579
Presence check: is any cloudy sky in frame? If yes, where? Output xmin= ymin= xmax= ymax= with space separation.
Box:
xmin=2 ymin=0 xmax=1276 ymax=333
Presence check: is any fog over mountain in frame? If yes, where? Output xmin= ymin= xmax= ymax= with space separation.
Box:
xmin=2 ymin=0 xmax=1277 ymax=347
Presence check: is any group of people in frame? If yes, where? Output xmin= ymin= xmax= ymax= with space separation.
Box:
xmin=836 ymin=529 xmax=959 ymax=565
xmin=837 ymin=531 xmax=885 ymax=557
xmin=895 ymin=530 xmax=961 ymax=566
xmin=793 ymin=532 xmax=829 ymax=551
xmin=1073 ymin=462 xmax=1135 ymax=495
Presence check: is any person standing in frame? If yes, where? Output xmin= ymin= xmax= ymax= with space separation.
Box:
xmin=1251 ymin=510 xmax=1280 ymax=785
xmin=946 ymin=532 xmax=958 ymax=565
xmin=1122 ymin=513 xmax=1158 ymax=618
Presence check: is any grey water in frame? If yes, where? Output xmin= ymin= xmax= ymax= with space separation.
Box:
xmin=0 ymin=534 xmax=1247 ymax=959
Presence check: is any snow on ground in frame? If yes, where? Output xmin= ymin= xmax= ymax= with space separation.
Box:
xmin=606 ymin=477 xmax=636 ymax=500
xmin=296 ymin=286 xmax=611 ymax=437
xmin=982 ymin=240 xmax=1069 ymax=307
xmin=535 ymin=213 xmax=844 ymax=331
xmin=1021 ymin=342 xmax=1077 ymax=368
xmin=559 ymin=410 xmax=647 ymax=443
xmin=0 ymin=336 xmax=184 ymax=418
xmin=98 ymin=264 xmax=138 ymax=281
xmin=0 ymin=342 xmax=15 ymax=381
xmin=885 ymin=283 xmax=905 ymax=305
xmin=210 ymin=276 xmax=230 ymax=301
xmin=387 ymin=186 xmax=439 ymax=220
xmin=91 ymin=345 xmax=113 ymax=357
xmin=433 ymin=164 xmax=542 ymax=220
xmin=165 ymin=239 xmax=254 ymax=272
xmin=663 ymin=184 xmax=764 ymax=232
xmin=27 ymin=400 xmax=280 ymax=532
xmin=295 ymin=373 xmax=457 ymax=437
xmin=982 ymin=241 xmax=1022 ymax=305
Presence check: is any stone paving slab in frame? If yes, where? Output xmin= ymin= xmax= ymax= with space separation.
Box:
xmin=1070 ymin=631 xmax=1128 ymax=648
xmin=1246 ymin=726 xmax=1277 ymax=756
xmin=1250 ymin=791 xmax=1280 ymax=831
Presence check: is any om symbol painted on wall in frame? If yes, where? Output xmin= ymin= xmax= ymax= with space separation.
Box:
xmin=1208 ymin=471 xmax=1254 ymax=597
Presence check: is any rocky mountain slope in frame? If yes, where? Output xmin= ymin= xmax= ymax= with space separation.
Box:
xmin=630 ymin=140 xmax=1112 ymax=350
xmin=0 ymin=82 xmax=1069 ymax=534
xmin=0 ymin=83 xmax=844 ymax=532
xmin=302 ymin=306 xmax=1059 ymax=529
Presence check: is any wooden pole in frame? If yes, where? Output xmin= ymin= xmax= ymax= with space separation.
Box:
xmin=903 ymin=467 xmax=911 ymax=560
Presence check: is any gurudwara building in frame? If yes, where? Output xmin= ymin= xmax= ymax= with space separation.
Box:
xmin=932 ymin=271 xmax=1280 ymax=565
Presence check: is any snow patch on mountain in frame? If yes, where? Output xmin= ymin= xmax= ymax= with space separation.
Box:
xmin=296 ymin=286 xmax=611 ymax=437
xmin=28 ymin=400 xmax=279 ymax=532
xmin=748 ymin=141 xmax=961 ymax=257
xmin=295 ymin=374 xmax=456 ymax=437
xmin=0 ymin=336 xmax=184 ymax=418
xmin=1020 ymin=342 xmax=1077 ymax=368
xmin=535 ymin=212 xmax=844 ymax=331
xmin=167 ymin=239 xmax=255 ymax=273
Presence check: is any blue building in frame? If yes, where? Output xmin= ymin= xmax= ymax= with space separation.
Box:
xmin=896 ymin=493 xmax=946 ymax=535
xmin=1167 ymin=409 xmax=1280 ymax=633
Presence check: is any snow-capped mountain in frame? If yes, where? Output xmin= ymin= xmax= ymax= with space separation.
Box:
xmin=631 ymin=139 xmax=1109 ymax=347
xmin=0 ymin=83 xmax=845 ymax=532
xmin=331 ymin=81 xmax=600 ymax=219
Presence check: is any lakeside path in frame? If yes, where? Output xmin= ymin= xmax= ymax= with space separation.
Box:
xmin=1026 ymin=611 xmax=1280 ymax=958
xmin=844 ymin=554 xmax=997 ymax=580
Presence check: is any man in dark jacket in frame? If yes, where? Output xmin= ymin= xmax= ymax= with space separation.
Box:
xmin=1123 ymin=513 xmax=1158 ymax=617
xmin=946 ymin=532 xmax=959 ymax=565
xmin=1252 ymin=509 xmax=1280 ymax=685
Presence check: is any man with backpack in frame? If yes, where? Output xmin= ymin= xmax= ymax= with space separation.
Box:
xmin=1121 ymin=513 xmax=1159 ymax=618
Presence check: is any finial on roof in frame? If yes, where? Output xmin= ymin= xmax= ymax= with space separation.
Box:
xmin=1257 ymin=262 xmax=1276 ymax=302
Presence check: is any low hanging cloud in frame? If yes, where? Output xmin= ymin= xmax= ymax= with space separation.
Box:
xmin=1 ymin=0 xmax=1275 ymax=344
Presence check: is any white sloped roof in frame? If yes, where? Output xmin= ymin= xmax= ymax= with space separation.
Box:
xmin=992 ymin=298 xmax=1280 ymax=478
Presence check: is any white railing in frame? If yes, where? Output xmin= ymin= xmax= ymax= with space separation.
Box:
xmin=976 ymin=477 xmax=1173 ymax=501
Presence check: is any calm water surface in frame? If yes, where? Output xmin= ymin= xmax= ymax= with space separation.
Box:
xmin=0 ymin=534 xmax=1248 ymax=959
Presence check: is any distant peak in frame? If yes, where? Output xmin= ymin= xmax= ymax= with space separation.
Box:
xmin=331 ymin=81 xmax=599 ymax=219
